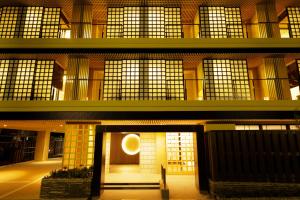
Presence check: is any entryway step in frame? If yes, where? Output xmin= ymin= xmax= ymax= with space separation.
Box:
xmin=102 ymin=182 xmax=160 ymax=190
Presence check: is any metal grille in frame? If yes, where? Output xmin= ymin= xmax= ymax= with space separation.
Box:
xmin=0 ymin=6 xmax=61 ymax=39
xmin=103 ymin=59 xmax=184 ymax=100
xmin=107 ymin=7 xmax=181 ymax=38
xmin=203 ymin=59 xmax=250 ymax=100
xmin=199 ymin=6 xmax=244 ymax=38
xmin=166 ymin=132 xmax=194 ymax=174
xmin=287 ymin=7 xmax=300 ymax=38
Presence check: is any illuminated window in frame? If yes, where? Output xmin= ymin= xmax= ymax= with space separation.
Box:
xmin=199 ymin=6 xmax=244 ymax=38
xmin=0 ymin=59 xmax=63 ymax=100
xmin=235 ymin=125 xmax=260 ymax=130
xmin=103 ymin=60 xmax=184 ymax=100
xmin=203 ymin=59 xmax=250 ymax=100
xmin=287 ymin=7 xmax=300 ymax=38
xmin=0 ymin=6 xmax=61 ymax=38
xmin=107 ymin=7 xmax=181 ymax=38
xmin=166 ymin=132 xmax=194 ymax=174
xmin=262 ymin=125 xmax=287 ymax=130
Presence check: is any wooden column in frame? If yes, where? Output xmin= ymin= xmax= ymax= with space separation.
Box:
xmin=194 ymin=125 xmax=209 ymax=192
xmin=91 ymin=126 xmax=106 ymax=197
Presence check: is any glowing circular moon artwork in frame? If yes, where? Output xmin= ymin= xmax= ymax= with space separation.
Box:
xmin=121 ymin=134 xmax=141 ymax=155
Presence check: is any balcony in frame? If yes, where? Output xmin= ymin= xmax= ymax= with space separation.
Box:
xmin=57 ymin=22 xmax=294 ymax=39
xmin=0 ymin=78 xmax=297 ymax=101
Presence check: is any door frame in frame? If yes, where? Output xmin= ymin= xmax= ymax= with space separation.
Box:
xmin=90 ymin=125 xmax=208 ymax=196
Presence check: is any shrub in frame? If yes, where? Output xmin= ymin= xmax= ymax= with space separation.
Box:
xmin=45 ymin=166 xmax=93 ymax=179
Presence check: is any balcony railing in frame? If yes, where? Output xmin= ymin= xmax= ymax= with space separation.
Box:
xmin=42 ymin=77 xmax=300 ymax=101
xmin=58 ymin=22 xmax=293 ymax=39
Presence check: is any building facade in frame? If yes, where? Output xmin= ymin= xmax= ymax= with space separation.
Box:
xmin=1 ymin=0 xmax=300 ymax=197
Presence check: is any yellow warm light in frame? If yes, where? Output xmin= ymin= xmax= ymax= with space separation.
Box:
xmin=121 ymin=134 xmax=140 ymax=155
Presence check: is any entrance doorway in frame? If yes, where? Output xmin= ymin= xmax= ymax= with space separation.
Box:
xmin=91 ymin=125 xmax=208 ymax=199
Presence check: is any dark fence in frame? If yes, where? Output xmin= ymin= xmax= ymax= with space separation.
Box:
xmin=206 ymin=130 xmax=300 ymax=183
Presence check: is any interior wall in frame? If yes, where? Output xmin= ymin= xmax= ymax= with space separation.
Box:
xmin=110 ymin=133 xmax=139 ymax=164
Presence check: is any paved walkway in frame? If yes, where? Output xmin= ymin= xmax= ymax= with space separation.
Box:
xmin=0 ymin=158 xmax=62 ymax=200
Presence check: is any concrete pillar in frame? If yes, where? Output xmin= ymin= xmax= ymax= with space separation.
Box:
xmin=204 ymin=124 xmax=235 ymax=132
xmin=64 ymin=0 xmax=92 ymax=100
xmin=256 ymin=0 xmax=280 ymax=38
xmin=34 ymin=130 xmax=51 ymax=161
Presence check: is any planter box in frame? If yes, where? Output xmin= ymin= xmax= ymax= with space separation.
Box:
xmin=40 ymin=178 xmax=92 ymax=199
xmin=209 ymin=180 xmax=300 ymax=198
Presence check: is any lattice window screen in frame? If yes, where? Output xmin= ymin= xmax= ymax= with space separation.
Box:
xmin=103 ymin=60 xmax=184 ymax=100
xmin=0 ymin=7 xmax=23 ymax=38
xmin=166 ymin=60 xmax=184 ymax=100
xmin=63 ymin=124 xmax=95 ymax=169
xmin=13 ymin=60 xmax=36 ymax=100
xmin=33 ymin=60 xmax=54 ymax=100
xmin=41 ymin=8 xmax=61 ymax=38
xmin=107 ymin=7 xmax=181 ymax=38
xmin=203 ymin=59 xmax=250 ymax=100
xmin=225 ymin=7 xmax=244 ymax=38
xmin=107 ymin=8 xmax=124 ymax=38
xmin=22 ymin=7 xmax=43 ymax=38
xmin=140 ymin=133 xmax=157 ymax=173
xmin=0 ymin=6 xmax=61 ymax=38
xmin=231 ymin=60 xmax=251 ymax=100
xmin=166 ymin=132 xmax=194 ymax=174
xmin=0 ymin=60 xmax=10 ymax=100
xmin=0 ymin=59 xmax=62 ymax=100
xmin=121 ymin=60 xmax=140 ymax=99
xmin=165 ymin=8 xmax=181 ymax=38
xmin=298 ymin=60 xmax=300 ymax=76
xmin=287 ymin=7 xmax=300 ymax=38
xmin=199 ymin=6 xmax=244 ymax=38
xmin=103 ymin=60 xmax=122 ymax=100
xmin=148 ymin=60 xmax=166 ymax=100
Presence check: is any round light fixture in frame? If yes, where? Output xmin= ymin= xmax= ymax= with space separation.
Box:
xmin=121 ymin=134 xmax=140 ymax=155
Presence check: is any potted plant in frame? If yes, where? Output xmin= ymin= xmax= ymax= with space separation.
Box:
xmin=40 ymin=166 xmax=93 ymax=199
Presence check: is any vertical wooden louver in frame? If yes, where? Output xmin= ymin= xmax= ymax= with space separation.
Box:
xmin=256 ymin=0 xmax=281 ymax=38
xmin=71 ymin=1 xmax=92 ymax=39
xmin=264 ymin=57 xmax=291 ymax=100
xmin=65 ymin=56 xmax=89 ymax=100
xmin=65 ymin=0 xmax=92 ymax=100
